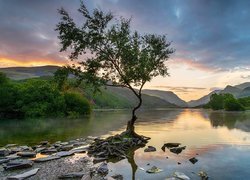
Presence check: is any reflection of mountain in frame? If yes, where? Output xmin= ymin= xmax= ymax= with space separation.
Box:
xmin=188 ymin=82 xmax=250 ymax=107
xmin=209 ymin=111 xmax=250 ymax=131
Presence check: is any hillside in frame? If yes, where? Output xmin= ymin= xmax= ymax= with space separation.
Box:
xmin=0 ymin=65 xmax=59 ymax=80
xmin=142 ymin=89 xmax=187 ymax=107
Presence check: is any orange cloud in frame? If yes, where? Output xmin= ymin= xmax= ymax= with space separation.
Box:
xmin=0 ymin=57 xmax=67 ymax=68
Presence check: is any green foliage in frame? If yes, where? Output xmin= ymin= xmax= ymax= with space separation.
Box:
xmin=54 ymin=66 xmax=70 ymax=90
xmin=0 ymin=72 xmax=8 ymax=84
xmin=0 ymin=73 xmax=91 ymax=119
xmin=209 ymin=93 xmax=224 ymax=110
xmin=238 ymin=96 xmax=250 ymax=110
xmin=64 ymin=92 xmax=91 ymax=116
xmin=18 ymin=79 xmax=66 ymax=118
xmin=207 ymin=93 xmax=245 ymax=111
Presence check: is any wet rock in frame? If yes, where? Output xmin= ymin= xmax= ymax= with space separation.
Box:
xmin=9 ymin=147 xmax=22 ymax=154
xmin=173 ymin=172 xmax=190 ymax=180
xmin=60 ymin=142 xmax=69 ymax=146
xmin=58 ymin=171 xmax=85 ymax=179
xmin=96 ymin=162 xmax=109 ymax=175
xmin=189 ymin=157 xmax=198 ymax=164
xmin=169 ymin=146 xmax=186 ymax=154
xmin=17 ymin=151 xmax=36 ymax=158
xmin=3 ymin=159 xmax=33 ymax=170
xmin=177 ymin=162 xmax=181 ymax=165
xmin=161 ymin=143 xmax=181 ymax=152
xmin=0 ymin=148 xmax=10 ymax=156
xmin=40 ymin=141 xmax=49 ymax=146
xmin=146 ymin=166 xmax=163 ymax=174
xmin=198 ymin=171 xmax=209 ymax=180
xmin=70 ymin=147 xmax=88 ymax=154
xmin=34 ymin=155 xmax=60 ymax=162
xmin=165 ymin=177 xmax=179 ymax=180
xmin=7 ymin=168 xmax=39 ymax=179
xmin=93 ymin=157 xmax=108 ymax=164
xmin=56 ymin=151 xmax=75 ymax=157
xmin=40 ymin=148 xmax=57 ymax=155
xmin=144 ymin=146 xmax=156 ymax=152
xmin=0 ymin=158 xmax=9 ymax=164
xmin=111 ymin=174 xmax=123 ymax=180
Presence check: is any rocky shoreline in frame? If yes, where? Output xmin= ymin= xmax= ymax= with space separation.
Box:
xmin=0 ymin=136 xmax=123 ymax=180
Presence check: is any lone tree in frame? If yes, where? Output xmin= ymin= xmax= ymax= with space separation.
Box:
xmin=56 ymin=2 xmax=174 ymax=137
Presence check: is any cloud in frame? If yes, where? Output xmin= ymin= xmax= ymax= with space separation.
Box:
xmin=0 ymin=0 xmax=250 ymax=71
xmin=152 ymin=85 xmax=206 ymax=93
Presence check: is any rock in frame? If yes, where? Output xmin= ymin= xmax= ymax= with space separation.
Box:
xmin=58 ymin=171 xmax=85 ymax=179
xmin=198 ymin=171 xmax=209 ymax=180
xmin=93 ymin=157 xmax=108 ymax=164
xmin=60 ymin=142 xmax=69 ymax=146
xmin=97 ymin=162 xmax=109 ymax=175
xmin=161 ymin=143 xmax=181 ymax=152
xmin=9 ymin=147 xmax=22 ymax=154
xmin=70 ymin=146 xmax=88 ymax=154
xmin=177 ymin=162 xmax=181 ymax=165
xmin=40 ymin=148 xmax=57 ymax=154
xmin=189 ymin=157 xmax=198 ymax=164
xmin=40 ymin=141 xmax=49 ymax=146
xmin=144 ymin=146 xmax=156 ymax=152
xmin=56 ymin=151 xmax=75 ymax=157
xmin=173 ymin=172 xmax=190 ymax=180
xmin=35 ymin=147 xmax=46 ymax=153
xmin=111 ymin=174 xmax=123 ymax=180
xmin=7 ymin=168 xmax=39 ymax=179
xmin=81 ymin=174 xmax=91 ymax=180
xmin=0 ymin=158 xmax=9 ymax=164
xmin=146 ymin=166 xmax=163 ymax=174
xmin=17 ymin=151 xmax=36 ymax=158
xmin=0 ymin=148 xmax=10 ymax=156
xmin=169 ymin=146 xmax=186 ymax=154
xmin=165 ymin=178 xmax=179 ymax=180
xmin=34 ymin=155 xmax=60 ymax=162
xmin=6 ymin=154 xmax=20 ymax=160
xmin=60 ymin=145 xmax=74 ymax=151
xmin=3 ymin=159 xmax=33 ymax=170
xmin=5 ymin=144 xmax=17 ymax=148
xmin=19 ymin=146 xmax=32 ymax=151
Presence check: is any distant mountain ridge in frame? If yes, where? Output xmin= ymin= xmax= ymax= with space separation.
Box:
xmin=188 ymin=82 xmax=250 ymax=107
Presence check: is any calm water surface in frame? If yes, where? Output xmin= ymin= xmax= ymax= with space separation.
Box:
xmin=1 ymin=109 xmax=250 ymax=179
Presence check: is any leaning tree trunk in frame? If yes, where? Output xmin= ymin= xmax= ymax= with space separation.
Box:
xmin=126 ymin=94 xmax=142 ymax=137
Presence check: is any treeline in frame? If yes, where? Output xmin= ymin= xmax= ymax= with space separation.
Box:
xmin=0 ymin=72 xmax=91 ymax=119
xmin=205 ymin=93 xmax=250 ymax=111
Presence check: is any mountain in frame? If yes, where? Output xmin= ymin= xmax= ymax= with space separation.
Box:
xmin=142 ymin=89 xmax=187 ymax=107
xmin=0 ymin=65 xmax=59 ymax=80
xmin=188 ymin=82 xmax=250 ymax=107
xmin=188 ymin=90 xmax=220 ymax=107
xmin=105 ymin=86 xmax=177 ymax=108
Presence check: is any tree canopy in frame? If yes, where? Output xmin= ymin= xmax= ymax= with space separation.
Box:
xmin=56 ymin=1 xmax=174 ymax=134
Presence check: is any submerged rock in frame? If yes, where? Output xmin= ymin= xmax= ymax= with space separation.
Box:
xmin=161 ymin=143 xmax=181 ymax=152
xmin=146 ymin=166 xmax=163 ymax=174
xmin=97 ymin=162 xmax=109 ymax=175
xmin=189 ymin=157 xmax=198 ymax=164
xmin=34 ymin=155 xmax=60 ymax=162
xmin=17 ymin=151 xmax=36 ymax=158
xmin=7 ymin=168 xmax=39 ymax=179
xmin=3 ymin=159 xmax=33 ymax=170
xmin=58 ymin=171 xmax=85 ymax=179
xmin=111 ymin=174 xmax=123 ymax=180
xmin=173 ymin=172 xmax=190 ymax=180
xmin=169 ymin=146 xmax=186 ymax=154
xmin=198 ymin=171 xmax=209 ymax=180
xmin=144 ymin=146 xmax=156 ymax=152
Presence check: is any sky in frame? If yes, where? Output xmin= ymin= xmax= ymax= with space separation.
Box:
xmin=0 ymin=0 xmax=250 ymax=101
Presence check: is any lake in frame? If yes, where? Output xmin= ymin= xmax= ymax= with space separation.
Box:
xmin=1 ymin=108 xmax=250 ymax=179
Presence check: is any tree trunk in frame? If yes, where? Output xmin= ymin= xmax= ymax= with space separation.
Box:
xmin=126 ymin=94 xmax=142 ymax=136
